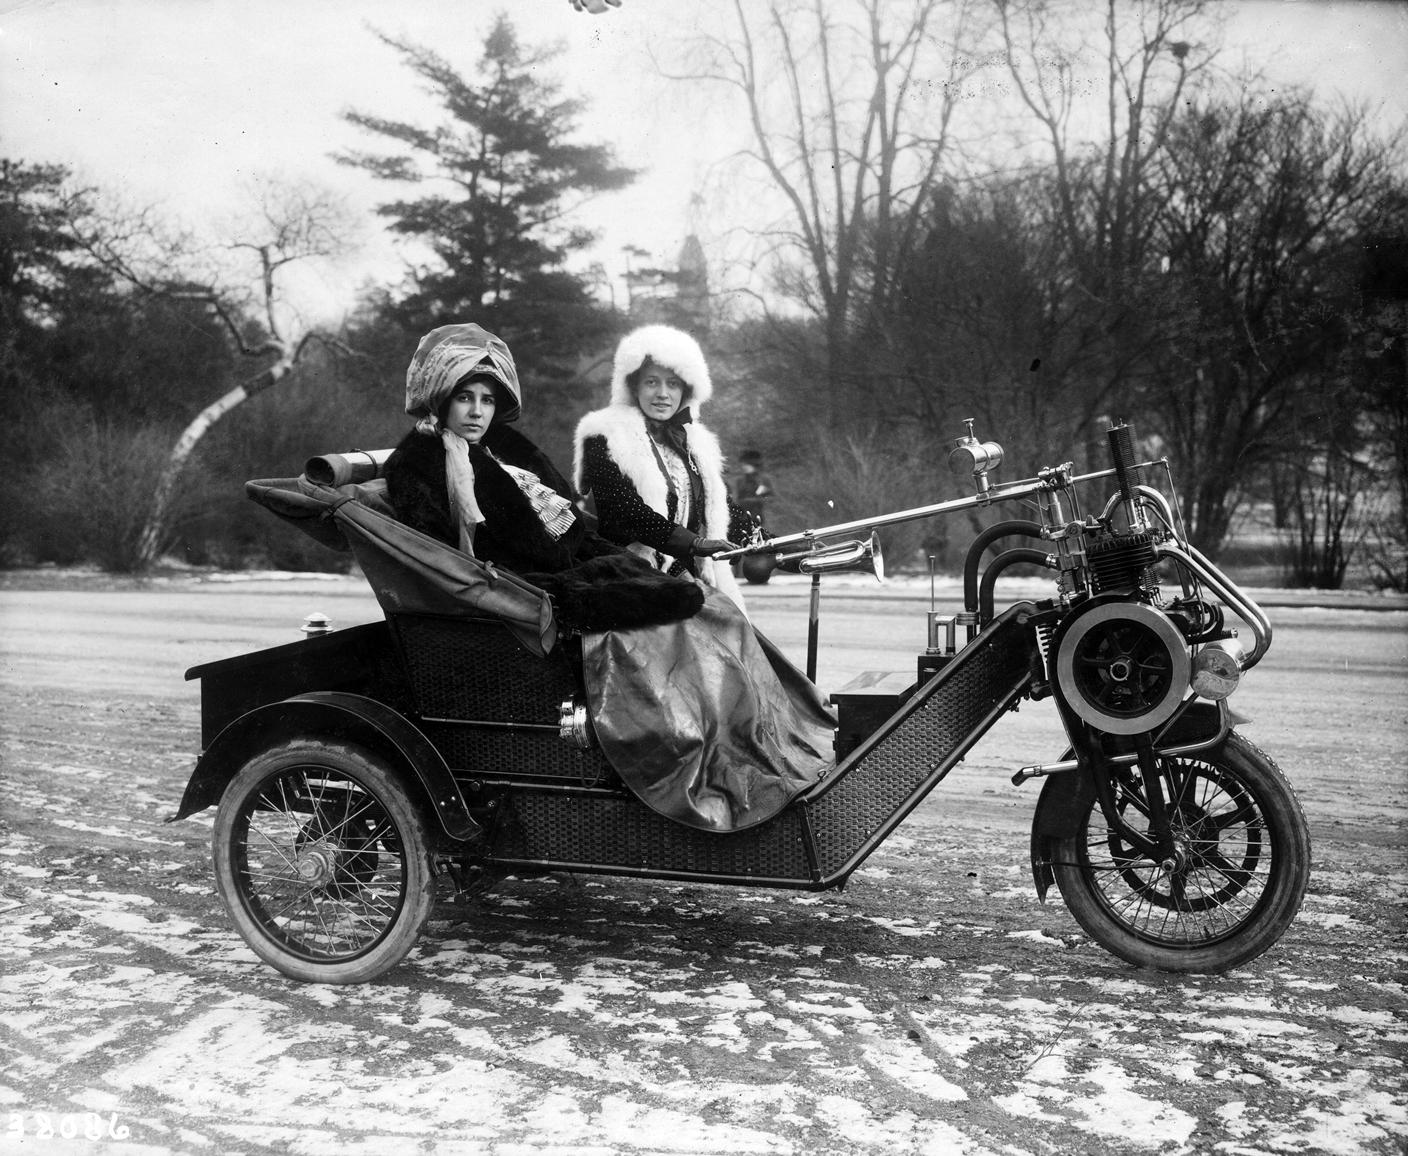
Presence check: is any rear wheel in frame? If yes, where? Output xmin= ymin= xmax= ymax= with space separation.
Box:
xmin=1051 ymin=733 xmax=1310 ymax=973
xmin=212 ymin=738 xmax=437 ymax=983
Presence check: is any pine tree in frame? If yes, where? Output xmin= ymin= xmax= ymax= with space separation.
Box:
xmin=337 ymin=16 xmax=635 ymax=379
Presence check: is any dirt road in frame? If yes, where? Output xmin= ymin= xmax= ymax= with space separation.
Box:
xmin=1 ymin=574 xmax=1404 ymax=1155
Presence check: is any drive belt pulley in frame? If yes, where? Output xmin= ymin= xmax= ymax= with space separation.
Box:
xmin=1052 ymin=597 xmax=1190 ymax=735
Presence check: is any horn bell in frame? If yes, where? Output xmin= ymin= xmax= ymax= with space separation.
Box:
xmin=794 ymin=531 xmax=885 ymax=581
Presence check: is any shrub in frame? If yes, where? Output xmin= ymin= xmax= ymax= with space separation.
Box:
xmin=766 ymin=425 xmax=961 ymax=573
xmin=20 ymin=417 xmax=176 ymax=572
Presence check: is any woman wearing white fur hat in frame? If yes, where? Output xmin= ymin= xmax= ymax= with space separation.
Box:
xmin=573 ymin=324 xmax=756 ymax=612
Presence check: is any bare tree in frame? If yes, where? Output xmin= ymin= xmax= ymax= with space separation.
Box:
xmin=1146 ymin=93 xmax=1406 ymax=553
xmin=996 ymin=0 xmax=1211 ymax=287
xmin=68 ymin=176 xmax=358 ymax=567
xmin=990 ymin=0 xmax=1211 ymax=430
xmin=666 ymin=0 xmax=987 ymax=426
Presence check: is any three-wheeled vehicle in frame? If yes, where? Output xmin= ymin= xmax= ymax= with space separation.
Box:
xmin=174 ymin=422 xmax=1310 ymax=983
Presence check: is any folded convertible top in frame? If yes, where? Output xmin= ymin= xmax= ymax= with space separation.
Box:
xmin=245 ymin=471 xmax=557 ymax=656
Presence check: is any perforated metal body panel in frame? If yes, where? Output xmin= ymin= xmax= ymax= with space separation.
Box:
xmin=393 ymin=614 xmax=576 ymax=723
xmin=804 ymin=605 xmax=1037 ymax=881
xmin=394 ymin=604 xmax=1036 ymax=885
xmin=490 ymin=788 xmax=813 ymax=882
xmin=425 ymin=722 xmax=615 ymax=786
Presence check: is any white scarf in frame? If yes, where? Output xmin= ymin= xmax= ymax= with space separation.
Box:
xmin=442 ymin=430 xmax=485 ymax=555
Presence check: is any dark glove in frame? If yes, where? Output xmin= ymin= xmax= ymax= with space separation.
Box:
xmin=691 ymin=538 xmax=737 ymax=557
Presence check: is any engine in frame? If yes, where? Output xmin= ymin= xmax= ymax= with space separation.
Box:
xmin=1046 ymin=425 xmax=1246 ymax=736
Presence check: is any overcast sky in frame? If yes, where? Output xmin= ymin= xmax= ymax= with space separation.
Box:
xmin=3 ymin=0 xmax=1405 ymax=321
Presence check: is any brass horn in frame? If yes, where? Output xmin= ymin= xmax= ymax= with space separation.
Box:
xmin=779 ymin=532 xmax=885 ymax=580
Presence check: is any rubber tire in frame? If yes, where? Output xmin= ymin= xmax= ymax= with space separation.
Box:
xmin=1051 ymin=733 xmax=1310 ymax=973
xmin=212 ymin=738 xmax=437 ymax=984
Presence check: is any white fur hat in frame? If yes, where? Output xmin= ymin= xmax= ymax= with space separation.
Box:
xmin=610 ymin=325 xmax=713 ymax=408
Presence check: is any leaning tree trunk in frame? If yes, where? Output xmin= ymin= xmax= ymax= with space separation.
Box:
xmin=134 ymin=358 xmax=292 ymax=568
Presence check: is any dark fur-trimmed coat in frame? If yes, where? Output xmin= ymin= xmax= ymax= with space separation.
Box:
xmin=385 ymin=425 xmax=703 ymax=632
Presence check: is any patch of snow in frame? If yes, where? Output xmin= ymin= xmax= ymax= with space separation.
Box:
xmin=862 ymin=1044 xmax=967 ymax=1102
xmin=647 ymin=981 xmax=762 ymax=1014
xmin=1192 ymin=1015 xmax=1311 ymax=1039
xmin=781 ymin=994 xmax=875 ymax=1020
xmin=863 ymin=916 xmax=932 ymax=937
xmin=1299 ymin=911 xmax=1366 ymax=929
xmin=992 ymin=1091 xmax=1068 ymax=1121
xmin=592 ymin=1096 xmax=786 ymax=1154
xmin=1067 ymin=1060 xmax=1199 ymax=1145
xmin=1005 ymin=929 xmax=1065 ymax=947
xmin=1319 ymin=1003 xmax=1403 ymax=1029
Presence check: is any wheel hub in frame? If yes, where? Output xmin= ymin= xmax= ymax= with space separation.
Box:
xmin=1160 ymin=840 xmax=1191 ymax=875
xmin=294 ymin=843 xmax=338 ymax=886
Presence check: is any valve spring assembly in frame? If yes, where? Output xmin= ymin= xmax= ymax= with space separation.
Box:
xmin=1034 ymin=620 xmax=1055 ymax=661
xmin=1034 ymin=620 xmax=1057 ymax=681
xmin=1087 ymin=532 xmax=1159 ymax=594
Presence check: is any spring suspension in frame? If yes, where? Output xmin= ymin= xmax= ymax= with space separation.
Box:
xmin=1035 ymin=620 xmax=1056 ymax=665
xmin=1088 ymin=532 xmax=1159 ymax=594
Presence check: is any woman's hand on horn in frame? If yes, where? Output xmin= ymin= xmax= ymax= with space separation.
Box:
xmin=691 ymin=538 xmax=737 ymax=558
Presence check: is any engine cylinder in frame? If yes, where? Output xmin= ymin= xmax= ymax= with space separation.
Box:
xmin=1087 ymin=532 xmax=1159 ymax=594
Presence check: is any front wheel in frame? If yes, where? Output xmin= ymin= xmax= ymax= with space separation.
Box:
xmin=212 ymin=738 xmax=437 ymax=983
xmin=1051 ymin=732 xmax=1310 ymax=973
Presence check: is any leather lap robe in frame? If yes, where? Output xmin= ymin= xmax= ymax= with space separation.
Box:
xmin=583 ymin=588 xmax=836 ymax=832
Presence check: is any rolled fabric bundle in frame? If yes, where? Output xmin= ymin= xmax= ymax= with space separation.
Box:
xmin=304 ymin=448 xmax=394 ymax=487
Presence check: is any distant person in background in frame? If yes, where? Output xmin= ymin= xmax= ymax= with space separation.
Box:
xmin=573 ymin=324 xmax=757 ymax=613
xmin=734 ymin=449 xmax=774 ymax=529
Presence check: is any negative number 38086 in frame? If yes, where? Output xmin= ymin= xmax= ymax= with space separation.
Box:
xmin=7 ymin=1112 xmax=131 ymax=1140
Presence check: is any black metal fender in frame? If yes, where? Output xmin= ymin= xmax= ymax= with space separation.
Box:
xmin=169 ymin=691 xmax=482 ymax=842
xmin=1028 ymin=700 xmax=1232 ymax=901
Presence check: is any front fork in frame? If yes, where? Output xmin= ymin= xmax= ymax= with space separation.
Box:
xmin=1068 ymin=712 xmax=1180 ymax=865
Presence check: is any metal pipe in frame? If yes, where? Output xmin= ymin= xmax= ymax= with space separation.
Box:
xmin=1010 ymin=727 xmax=1228 ymax=784
xmin=1157 ymin=542 xmax=1273 ymax=669
xmin=962 ymin=520 xmax=1045 ymax=612
xmin=978 ymin=548 xmax=1055 ymax=625
xmin=1100 ymin=484 xmax=1177 ymax=530
xmin=806 ymin=573 xmax=822 ymax=682
xmin=715 ymin=479 xmax=1050 ymax=560
xmin=715 ymin=458 xmax=1170 ymax=561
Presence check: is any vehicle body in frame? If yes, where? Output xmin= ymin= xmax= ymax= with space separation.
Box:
xmin=174 ymin=423 xmax=1310 ymax=983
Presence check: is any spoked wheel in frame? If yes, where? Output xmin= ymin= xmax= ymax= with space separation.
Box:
xmin=1051 ymin=733 xmax=1310 ymax=973
xmin=212 ymin=739 xmax=437 ymax=984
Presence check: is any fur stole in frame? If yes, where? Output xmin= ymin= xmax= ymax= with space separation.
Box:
xmin=571 ymin=405 xmax=719 ymax=539
xmin=573 ymin=404 xmax=745 ymax=613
